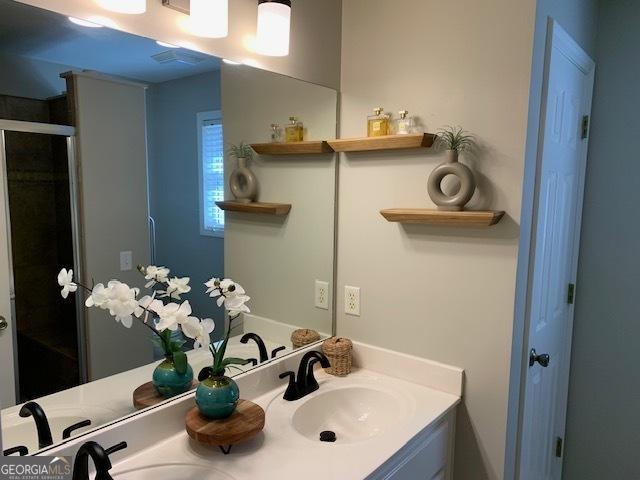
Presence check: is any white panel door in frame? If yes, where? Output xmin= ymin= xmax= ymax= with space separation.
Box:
xmin=0 ymin=131 xmax=16 ymax=409
xmin=519 ymin=21 xmax=595 ymax=480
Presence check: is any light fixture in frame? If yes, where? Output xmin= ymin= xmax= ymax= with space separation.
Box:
xmin=156 ymin=40 xmax=179 ymax=48
xmin=189 ymin=0 xmax=228 ymax=38
xmin=68 ymin=17 xmax=103 ymax=28
xmin=96 ymin=0 xmax=146 ymax=14
xmin=255 ymin=0 xmax=291 ymax=57
xmin=222 ymin=58 xmax=241 ymax=65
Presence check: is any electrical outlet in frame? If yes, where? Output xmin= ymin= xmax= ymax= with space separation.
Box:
xmin=344 ymin=286 xmax=360 ymax=316
xmin=120 ymin=251 xmax=133 ymax=271
xmin=315 ymin=280 xmax=329 ymax=310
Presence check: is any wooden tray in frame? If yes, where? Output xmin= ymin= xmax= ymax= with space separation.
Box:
xmin=133 ymin=381 xmax=197 ymax=410
xmin=185 ymin=400 xmax=265 ymax=454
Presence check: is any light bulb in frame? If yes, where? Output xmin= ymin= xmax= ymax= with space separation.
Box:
xmin=189 ymin=0 xmax=228 ymax=39
xmin=96 ymin=0 xmax=146 ymax=14
xmin=255 ymin=0 xmax=291 ymax=57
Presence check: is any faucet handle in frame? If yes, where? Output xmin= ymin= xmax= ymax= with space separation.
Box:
xmin=271 ymin=346 xmax=286 ymax=358
xmin=63 ymin=419 xmax=92 ymax=439
xmin=279 ymin=371 xmax=300 ymax=401
xmin=3 ymin=446 xmax=28 ymax=456
xmin=105 ymin=441 xmax=127 ymax=456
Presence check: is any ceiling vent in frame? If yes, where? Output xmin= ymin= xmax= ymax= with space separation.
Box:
xmin=151 ymin=50 xmax=206 ymax=65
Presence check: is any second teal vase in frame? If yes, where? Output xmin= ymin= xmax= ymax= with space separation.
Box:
xmin=195 ymin=375 xmax=239 ymax=419
xmin=152 ymin=357 xmax=194 ymax=399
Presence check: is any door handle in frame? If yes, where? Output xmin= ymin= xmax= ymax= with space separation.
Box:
xmin=529 ymin=348 xmax=550 ymax=367
xmin=0 ymin=315 xmax=7 ymax=330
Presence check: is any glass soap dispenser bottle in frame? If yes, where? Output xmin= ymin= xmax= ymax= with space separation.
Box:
xmin=394 ymin=110 xmax=416 ymax=135
xmin=285 ymin=116 xmax=304 ymax=143
xmin=270 ymin=123 xmax=282 ymax=143
xmin=367 ymin=107 xmax=390 ymax=137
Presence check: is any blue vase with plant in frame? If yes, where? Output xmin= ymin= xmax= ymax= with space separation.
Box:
xmin=195 ymin=278 xmax=251 ymax=419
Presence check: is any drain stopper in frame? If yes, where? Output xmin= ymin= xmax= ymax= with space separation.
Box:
xmin=319 ymin=431 xmax=337 ymax=442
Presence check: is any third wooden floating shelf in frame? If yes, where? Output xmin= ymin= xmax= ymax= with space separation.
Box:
xmin=380 ymin=209 xmax=505 ymax=227
xmin=216 ymin=201 xmax=292 ymax=216
xmin=328 ymin=133 xmax=436 ymax=152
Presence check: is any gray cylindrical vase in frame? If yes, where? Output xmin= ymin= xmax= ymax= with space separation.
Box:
xmin=427 ymin=150 xmax=476 ymax=211
xmin=229 ymin=157 xmax=258 ymax=203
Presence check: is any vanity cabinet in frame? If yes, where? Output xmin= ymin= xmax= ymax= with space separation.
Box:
xmin=368 ymin=411 xmax=456 ymax=480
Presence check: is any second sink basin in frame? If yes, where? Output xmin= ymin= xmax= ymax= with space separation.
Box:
xmin=290 ymin=386 xmax=408 ymax=444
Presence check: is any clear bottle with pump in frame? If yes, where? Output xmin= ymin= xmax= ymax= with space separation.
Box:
xmin=270 ymin=123 xmax=282 ymax=143
xmin=367 ymin=107 xmax=390 ymax=137
xmin=393 ymin=110 xmax=416 ymax=135
xmin=285 ymin=116 xmax=304 ymax=143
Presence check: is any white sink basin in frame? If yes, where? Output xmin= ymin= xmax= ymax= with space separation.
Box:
xmin=291 ymin=386 xmax=405 ymax=444
xmin=2 ymin=405 xmax=117 ymax=453
xmin=113 ymin=463 xmax=236 ymax=479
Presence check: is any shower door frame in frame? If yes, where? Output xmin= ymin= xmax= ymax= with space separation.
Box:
xmin=0 ymin=120 xmax=88 ymax=401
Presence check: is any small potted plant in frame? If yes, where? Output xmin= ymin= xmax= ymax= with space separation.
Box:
xmin=194 ymin=278 xmax=251 ymax=419
xmin=228 ymin=142 xmax=258 ymax=204
xmin=427 ymin=126 xmax=477 ymax=211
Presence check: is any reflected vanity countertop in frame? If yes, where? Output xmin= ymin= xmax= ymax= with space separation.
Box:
xmin=1 ymin=335 xmax=289 ymax=453
xmin=41 ymin=342 xmax=464 ymax=480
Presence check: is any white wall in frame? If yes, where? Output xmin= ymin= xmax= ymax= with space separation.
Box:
xmin=221 ymin=65 xmax=337 ymax=336
xmin=338 ymin=1 xmax=536 ymax=478
xmin=15 ymin=0 xmax=342 ymax=90
xmin=69 ymin=72 xmax=152 ymax=380
xmin=505 ymin=0 xmax=599 ymax=476
xmin=563 ymin=1 xmax=637 ymax=477
xmin=0 ymin=53 xmax=72 ymax=99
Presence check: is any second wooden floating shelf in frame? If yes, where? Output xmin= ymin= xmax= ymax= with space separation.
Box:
xmin=216 ymin=201 xmax=291 ymax=216
xmin=251 ymin=141 xmax=333 ymax=155
xmin=329 ymin=133 xmax=436 ymax=152
xmin=380 ymin=208 xmax=505 ymax=227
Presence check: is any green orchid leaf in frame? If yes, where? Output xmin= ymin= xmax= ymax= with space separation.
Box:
xmin=169 ymin=339 xmax=186 ymax=352
xmin=221 ymin=357 xmax=250 ymax=367
xmin=172 ymin=351 xmax=188 ymax=375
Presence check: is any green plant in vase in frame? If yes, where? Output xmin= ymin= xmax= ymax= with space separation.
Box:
xmin=195 ymin=278 xmax=252 ymax=419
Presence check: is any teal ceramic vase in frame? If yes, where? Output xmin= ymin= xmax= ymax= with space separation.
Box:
xmin=152 ymin=357 xmax=194 ymax=399
xmin=195 ymin=375 xmax=239 ymax=419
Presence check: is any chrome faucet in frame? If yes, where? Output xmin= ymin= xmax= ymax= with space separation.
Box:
xmin=279 ymin=351 xmax=330 ymax=401
xmin=72 ymin=441 xmax=127 ymax=480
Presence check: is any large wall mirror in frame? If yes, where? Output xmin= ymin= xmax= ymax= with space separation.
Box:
xmin=0 ymin=0 xmax=337 ymax=455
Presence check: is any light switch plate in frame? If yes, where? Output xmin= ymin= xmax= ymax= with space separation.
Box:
xmin=315 ymin=280 xmax=329 ymax=310
xmin=120 ymin=251 xmax=133 ymax=271
xmin=344 ymin=286 xmax=360 ymax=316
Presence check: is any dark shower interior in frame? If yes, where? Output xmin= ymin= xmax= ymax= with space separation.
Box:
xmin=0 ymin=92 xmax=80 ymax=402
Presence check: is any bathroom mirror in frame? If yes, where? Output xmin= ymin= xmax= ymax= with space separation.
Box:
xmin=0 ymin=0 xmax=337 ymax=454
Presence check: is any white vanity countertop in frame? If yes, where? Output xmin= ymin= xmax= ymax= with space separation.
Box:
xmin=108 ymin=368 xmax=460 ymax=480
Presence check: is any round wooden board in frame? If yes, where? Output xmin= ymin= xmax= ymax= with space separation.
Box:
xmin=185 ymin=400 xmax=265 ymax=446
xmin=133 ymin=381 xmax=197 ymax=410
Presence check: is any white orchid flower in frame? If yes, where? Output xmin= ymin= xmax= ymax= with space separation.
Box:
xmin=85 ymin=283 xmax=110 ymax=308
xmin=155 ymin=300 xmax=192 ymax=332
xmin=135 ymin=292 xmax=164 ymax=323
xmin=57 ymin=268 xmax=78 ymax=299
xmin=226 ymin=295 xmax=251 ymax=317
xmin=181 ymin=317 xmax=215 ymax=349
xmin=104 ymin=280 xmax=140 ymax=328
xmin=160 ymin=277 xmax=191 ymax=300
xmin=205 ymin=277 xmax=221 ymax=296
xmin=143 ymin=265 xmax=170 ymax=288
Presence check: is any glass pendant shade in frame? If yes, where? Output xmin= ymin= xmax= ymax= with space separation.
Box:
xmin=256 ymin=0 xmax=291 ymax=57
xmin=190 ymin=0 xmax=229 ymax=39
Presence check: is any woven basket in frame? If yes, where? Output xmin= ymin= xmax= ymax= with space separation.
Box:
xmin=322 ymin=337 xmax=353 ymax=376
xmin=291 ymin=329 xmax=321 ymax=349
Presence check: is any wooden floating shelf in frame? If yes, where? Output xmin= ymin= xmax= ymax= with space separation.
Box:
xmin=216 ymin=201 xmax=291 ymax=216
xmin=380 ymin=209 xmax=505 ymax=227
xmin=251 ymin=141 xmax=333 ymax=155
xmin=328 ymin=133 xmax=436 ymax=152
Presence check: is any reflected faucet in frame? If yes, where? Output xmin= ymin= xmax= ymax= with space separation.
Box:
xmin=279 ymin=351 xmax=331 ymax=401
xmin=72 ymin=441 xmax=127 ymax=480
xmin=240 ymin=333 xmax=269 ymax=363
xmin=19 ymin=402 xmax=53 ymax=449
